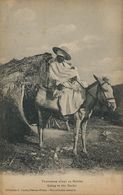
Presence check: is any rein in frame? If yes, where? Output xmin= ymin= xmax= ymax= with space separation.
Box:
xmin=76 ymin=80 xmax=98 ymax=101
xmin=98 ymin=81 xmax=115 ymax=103
xmin=77 ymin=80 xmax=115 ymax=106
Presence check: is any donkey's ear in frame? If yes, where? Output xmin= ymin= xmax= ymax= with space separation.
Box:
xmin=93 ymin=74 xmax=98 ymax=81
xmin=93 ymin=74 xmax=103 ymax=83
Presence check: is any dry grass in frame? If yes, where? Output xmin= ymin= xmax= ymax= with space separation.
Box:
xmin=0 ymin=118 xmax=123 ymax=174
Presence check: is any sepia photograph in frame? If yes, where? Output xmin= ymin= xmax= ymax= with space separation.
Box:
xmin=0 ymin=0 xmax=123 ymax=194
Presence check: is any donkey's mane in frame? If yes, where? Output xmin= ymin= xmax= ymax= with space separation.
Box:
xmin=87 ymin=81 xmax=97 ymax=90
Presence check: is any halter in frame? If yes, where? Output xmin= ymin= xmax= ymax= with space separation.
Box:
xmin=85 ymin=81 xmax=115 ymax=108
xmin=98 ymin=81 xmax=115 ymax=103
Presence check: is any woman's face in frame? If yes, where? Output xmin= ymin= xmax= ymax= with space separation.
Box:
xmin=56 ymin=55 xmax=65 ymax=63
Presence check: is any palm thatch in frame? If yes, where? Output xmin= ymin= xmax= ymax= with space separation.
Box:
xmin=0 ymin=52 xmax=52 ymax=90
xmin=0 ymin=53 xmax=53 ymax=139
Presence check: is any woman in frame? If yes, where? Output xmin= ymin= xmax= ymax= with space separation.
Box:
xmin=49 ymin=47 xmax=85 ymax=116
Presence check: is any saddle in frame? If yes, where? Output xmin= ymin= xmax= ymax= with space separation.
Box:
xmin=36 ymin=86 xmax=60 ymax=111
xmin=46 ymin=88 xmax=63 ymax=100
xmin=44 ymin=79 xmax=64 ymax=100
xmin=25 ymin=82 xmax=85 ymax=116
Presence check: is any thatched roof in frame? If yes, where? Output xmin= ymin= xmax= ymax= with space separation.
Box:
xmin=0 ymin=53 xmax=53 ymax=139
xmin=0 ymin=53 xmax=52 ymax=94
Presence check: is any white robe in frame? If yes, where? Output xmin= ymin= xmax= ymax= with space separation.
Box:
xmin=49 ymin=60 xmax=85 ymax=115
xmin=49 ymin=60 xmax=80 ymax=85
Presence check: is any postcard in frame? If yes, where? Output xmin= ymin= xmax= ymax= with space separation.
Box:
xmin=0 ymin=0 xmax=123 ymax=195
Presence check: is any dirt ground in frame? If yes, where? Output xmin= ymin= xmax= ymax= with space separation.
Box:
xmin=0 ymin=117 xmax=123 ymax=174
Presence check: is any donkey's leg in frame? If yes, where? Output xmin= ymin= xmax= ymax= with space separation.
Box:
xmin=38 ymin=126 xmax=43 ymax=148
xmin=81 ymin=120 xmax=88 ymax=154
xmin=66 ymin=120 xmax=70 ymax=132
xmin=73 ymin=113 xmax=81 ymax=155
xmin=81 ymin=110 xmax=92 ymax=154
xmin=37 ymin=109 xmax=43 ymax=148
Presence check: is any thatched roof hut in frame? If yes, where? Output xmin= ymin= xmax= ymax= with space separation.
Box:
xmin=0 ymin=53 xmax=53 ymax=140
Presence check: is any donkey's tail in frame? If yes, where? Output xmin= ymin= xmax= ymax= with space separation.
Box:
xmin=20 ymin=84 xmax=36 ymax=132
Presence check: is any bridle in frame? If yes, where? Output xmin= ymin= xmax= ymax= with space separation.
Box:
xmin=96 ymin=81 xmax=115 ymax=109
xmin=82 ymin=80 xmax=115 ymax=109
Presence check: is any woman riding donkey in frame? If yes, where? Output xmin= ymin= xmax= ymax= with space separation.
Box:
xmin=49 ymin=47 xmax=87 ymax=116
xmin=34 ymin=47 xmax=116 ymax=153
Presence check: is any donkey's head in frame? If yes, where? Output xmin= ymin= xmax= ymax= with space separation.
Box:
xmin=93 ymin=75 xmax=116 ymax=111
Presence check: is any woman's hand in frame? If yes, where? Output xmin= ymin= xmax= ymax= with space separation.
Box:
xmin=69 ymin=76 xmax=77 ymax=82
xmin=71 ymin=66 xmax=75 ymax=69
xmin=57 ymin=83 xmax=64 ymax=90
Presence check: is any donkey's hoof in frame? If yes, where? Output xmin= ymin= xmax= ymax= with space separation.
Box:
xmin=81 ymin=150 xmax=89 ymax=157
xmin=82 ymin=149 xmax=88 ymax=156
xmin=39 ymin=144 xmax=43 ymax=149
xmin=73 ymin=150 xmax=77 ymax=156
xmin=82 ymin=149 xmax=87 ymax=154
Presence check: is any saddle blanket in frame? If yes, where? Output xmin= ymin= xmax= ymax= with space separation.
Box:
xmin=59 ymin=88 xmax=85 ymax=115
xmin=36 ymin=87 xmax=85 ymax=115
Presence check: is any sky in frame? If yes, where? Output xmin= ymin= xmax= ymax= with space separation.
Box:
xmin=0 ymin=0 xmax=123 ymax=84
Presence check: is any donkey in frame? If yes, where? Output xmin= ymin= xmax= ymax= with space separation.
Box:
xmin=35 ymin=75 xmax=116 ymax=155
